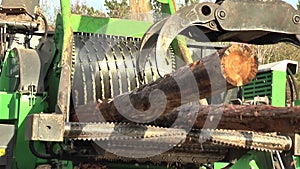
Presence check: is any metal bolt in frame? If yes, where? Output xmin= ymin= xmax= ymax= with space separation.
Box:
xmin=293 ymin=15 xmax=300 ymax=24
xmin=218 ymin=10 xmax=226 ymax=19
xmin=209 ymin=21 xmax=215 ymax=28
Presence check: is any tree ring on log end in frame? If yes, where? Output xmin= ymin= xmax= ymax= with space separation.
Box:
xmin=221 ymin=44 xmax=258 ymax=86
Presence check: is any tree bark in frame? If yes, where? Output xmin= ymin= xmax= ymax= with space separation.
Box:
xmin=155 ymin=104 xmax=300 ymax=133
xmin=129 ymin=0 xmax=152 ymax=21
xmin=85 ymin=44 xmax=258 ymax=124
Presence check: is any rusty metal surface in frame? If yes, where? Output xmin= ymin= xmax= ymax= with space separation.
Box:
xmin=0 ymin=0 xmax=39 ymax=15
xmin=0 ymin=124 xmax=14 ymax=166
xmin=64 ymin=122 xmax=187 ymax=141
xmin=25 ymin=117 xmax=292 ymax=162
xmin=138 ymin=2 xmax=220 ymax=82
xmin=64 ymin=123 xmax=292 ymax=164
xmin=56 ymin=4 xmax=73 ymax=121
xmin=64 ymin=122 xmax=291 ymax=152
xmin=197 ymin=129 xmax=292 ymax=152
xmin=216 ymin=0 xmax=300 ymax=34
xmin=62 ymin=122 xmax=227 ymax=165
xmin=139 ymin=17 xmax=168 ymax=50
xmin=0 ymin=124 xmax=14 ymax=168
xmin=138 ymin=2 xmax=219 ymax=79
xmin=25 ymin=114 xmax=64 ymax=142
xmin=294 ymin=134 xmax=300 ymax=156
xmin=154 ymin=2 xmax=219 ymax=62
xmin=94 ymin=145 xmax=227 ymax=165
xmin=139 ymin=1 xmax=300 ymax=68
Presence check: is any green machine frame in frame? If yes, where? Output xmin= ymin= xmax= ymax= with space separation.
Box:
xmin=242 ymin=60 xmax=298 ymax=107
xmin=0 ymin=49 xmax=48 ymax=168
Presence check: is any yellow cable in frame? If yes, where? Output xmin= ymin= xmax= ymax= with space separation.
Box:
xmin=0 ymin=148 xmax=6 ymax=157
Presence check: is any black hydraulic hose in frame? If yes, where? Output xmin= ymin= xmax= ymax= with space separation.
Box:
xmin=287 ymin=74 xmax=294 ymax=103
xmin=287 ymin=68 xmax=299 ymax=100
xmin=25 ymin=11 xmax=36 ymax=20
xmin=29 ymin=141 xmax=53 ymax=159
xmin=39 ymin=13 xmax=49 ymax=39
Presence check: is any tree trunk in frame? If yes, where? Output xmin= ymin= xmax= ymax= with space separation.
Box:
xmin=92 ymin=44 xmax=258 ymax=123
xmin=155 ymin=104 xmax=300 ymax=133
xmin=129 ymin=0 xmax=152 ymax=21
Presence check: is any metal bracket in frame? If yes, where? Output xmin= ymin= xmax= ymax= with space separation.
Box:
xmin=216 ymin=0 xmax=300 ymax=34
xmin=0 ymin=0 xmax=39 ymax=15
xmin=0 ymin=124 xmax=15 ymax=167
xmin=25 ymin=113 xmax=64 ymax=142
xmin=13 ymin=48 xmax=44 ymax=93
xmin=294 ymin=134 xmax=300 ymax=156
xmin=0 ymin=124 xmax=14 ymax=157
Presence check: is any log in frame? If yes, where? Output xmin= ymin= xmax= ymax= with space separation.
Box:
xmin=77 ymin=44 xmax=258 ymax=123
xmin=154 ymin=104 xmax=300 ymax=133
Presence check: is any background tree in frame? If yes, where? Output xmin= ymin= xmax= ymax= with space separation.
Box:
xmin=297 ymin=0 xmax=300 ymax=10
xmin=183 ymin=0 xmax=200 ymax=6
xmin=40 ymin=0 xmax=60 ymax=26
xmin=149 ymin=0 xmax=163 ymax=21
xmin=129 ymin=0 xmax=152 ymax=21
xmin=104 ymin=0 xmax=130 ymax=18
xmin=71 ymin=1 xmax=106 ymax=17
xmin=254 ymin=43 xmax=300 ymax=96
xmin=254 ymin=43 xmax=300 ymax=65
xmin=149 ymin=0 xmax=205 ymax=21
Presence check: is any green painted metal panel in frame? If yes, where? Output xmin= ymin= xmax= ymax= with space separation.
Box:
xmin=295 ymin=100 xmax=300 ymax=106
xmin=213 ymin=162 xmax=229 ymax=169
xmin=0 ymin=50 xmax=19 ymax=92
xmin=244 ymin=91 xmax=272 ymax=97
xmin=157 ymin=0 xmax=169 ymax=3
xmin=61 ymin=161 xmax=73 ymax=168
xmin=43 ymin=14 xmax=64 ymax=113
xmin=242 ymin=71 xmax=273 ymax=101
xmin=243 ymin=68 xmax=289 ymax=106
xmin=161 ymin=0 xmax=176 ymax=14
xmin=70 ymin=14 xmax=152 ymax=38
xmin=0 ymin=52 xmax=11 ymax=92
xmin=230 ymin=151 xmax=273 ymax=169
xmin=294 ymin=156 xmax=300 ymax=169
xmin=243 ymin=81 xmax=272 ymax=89
xmin=0 ymin=92 xmax=18 ymax=120
xmin=61 ymin=0 xmax=73 ymax=56
xmin=13 ymin=94 xmax=48 ymax=169
xmin=271 ymin=71 xmax=286 ymax=106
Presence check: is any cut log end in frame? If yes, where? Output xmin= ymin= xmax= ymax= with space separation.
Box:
xmin=221 ymin=44 xmax=258 ymax=87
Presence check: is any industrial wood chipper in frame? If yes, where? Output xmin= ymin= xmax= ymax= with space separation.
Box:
xmin=0 ymin=0 xmax=300 ymax=168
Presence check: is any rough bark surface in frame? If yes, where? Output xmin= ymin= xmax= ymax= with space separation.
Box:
xmin=90 ymin=44 xmax=258 ymax=124
xmin=163 ymin=104 xmax=300 ymax=133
